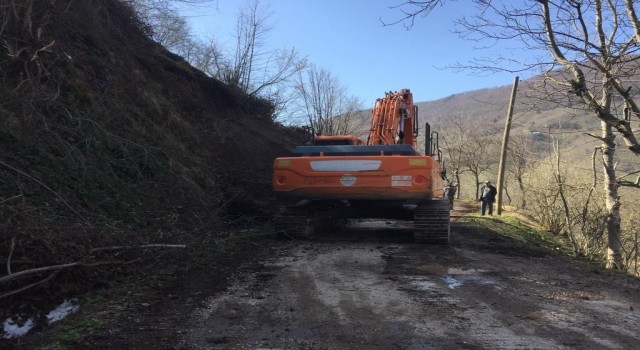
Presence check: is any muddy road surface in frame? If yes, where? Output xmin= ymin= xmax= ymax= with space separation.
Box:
xmin=176 ymin=217 xmax=640 ymax=350
xmin=41 ymin=212 xmax=640 ymax=350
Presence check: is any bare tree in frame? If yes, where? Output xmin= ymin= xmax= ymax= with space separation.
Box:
xmin=295 ymin=64 xmax=364 ymax=136
xmin=435 ymin=114 xmax=471 ymax=198
xmin=506 ymin=130 xmax=543 ymax=209
xmin=130 ymin=0 xmax=218 ymax=64
xmin=188 ymin=35 xmax=225 ymax=75
xmin=212 ymin=0 xmax=306 ymax=98
xmin=389 ymin=0 xmax=640 ymax=270
xmin=434 ymin=113 xmax=501 ymax=199
xmin=130 ymin=0 xmax=307 ymax=120
xmin=463 ymin=132 xmax=501 ymax=200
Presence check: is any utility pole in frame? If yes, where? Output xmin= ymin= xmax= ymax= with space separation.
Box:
xmin=496 ymin=76 xmax=519 ymax=215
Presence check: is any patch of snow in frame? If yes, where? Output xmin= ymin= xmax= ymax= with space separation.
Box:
xmin=46 ymin=298 xmax=79 ymax=324
xmin=2 ymin=317 xmax=34 ymax=339
xmin=444 ymin=276 xmax=463 ymax=289
xmin=444 ymin=275 xmax=496 ymax=289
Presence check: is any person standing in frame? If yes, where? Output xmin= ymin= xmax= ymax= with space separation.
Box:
xmin=444 ymin=182 xmax=457 ymax=209
xmin=479 ymin=181 xmax=497 ymax=215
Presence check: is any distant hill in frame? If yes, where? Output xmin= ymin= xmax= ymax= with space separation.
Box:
xmin=351 ymin=78 xmax=638 ymax=172
xmin=417 ymin=85 xmax=515 ymax=126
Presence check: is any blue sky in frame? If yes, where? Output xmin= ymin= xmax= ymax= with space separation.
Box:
xmin=180 ymin=0 xmax=528 ymax=107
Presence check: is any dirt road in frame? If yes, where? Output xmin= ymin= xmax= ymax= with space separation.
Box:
xmin=22 ymin=211 xmax=638 ymax=350
xmin=176 ymin=217 xmax=640 ymax=350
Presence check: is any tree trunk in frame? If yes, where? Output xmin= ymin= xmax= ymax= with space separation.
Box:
xmin=601 ymin=121 xmax=623 ymax=269
xmin=517 ymin=175 xmax=527 ymax=209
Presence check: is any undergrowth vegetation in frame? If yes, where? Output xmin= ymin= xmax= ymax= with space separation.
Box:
xmin=458 ymin=161 xmax=639 ymax=276
xmin=462 ymin=213 xmax=581 ymax=260
xmin=0 ymin=0 xmax=295 ymax=316
xmin=438 ymin=111 xmax=640 ymax=276
xmin=512 ymin=159 xmax=639 ymax=275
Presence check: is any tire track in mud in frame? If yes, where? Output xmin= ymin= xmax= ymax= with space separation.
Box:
xmin=179 ymin=218 xmax=640 ymax=350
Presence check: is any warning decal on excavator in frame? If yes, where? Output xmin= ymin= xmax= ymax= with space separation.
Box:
xmin=276 ymin=159 xmax=291 ymax=168
xmin=340 ymin=175 xmax=357 ymax=187
xmin=391 ymin=175 xmax=412 ymax=187
xmin=409 ymin=159 xmax=427 ymax=166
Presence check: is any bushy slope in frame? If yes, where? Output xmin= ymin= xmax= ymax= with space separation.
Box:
xmin=0 ymin=0 xmax=297 ymax=310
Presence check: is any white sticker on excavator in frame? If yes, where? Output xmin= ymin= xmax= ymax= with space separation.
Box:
xmin=392 ymin=175 xmax=412 ymax=186
xmin=310 ymin=160 xmax=381 ymax=172
xmin=340 ymin=175 xmax=357 ymax=187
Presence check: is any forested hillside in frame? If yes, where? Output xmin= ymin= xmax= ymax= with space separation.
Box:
xmin=0 ymin=0 xmax=298 ymax=316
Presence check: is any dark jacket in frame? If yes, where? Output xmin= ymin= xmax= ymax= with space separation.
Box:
xmin=481 ymin=184 xmax=497 ymax=202
xmin=445 ymin=185 xmax=457 ymax=198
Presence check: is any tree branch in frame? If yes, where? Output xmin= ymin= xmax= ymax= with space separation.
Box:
xmin=6 ymin=237 xmax=15 ymax=275
xmin=89 ymin=244 xmax=186 ymax=253
xmin=0 ymin=261 xmax=120 ymax=284
xmin=0 ymin=272 xmax=57 ymax=300
xmin=0 ymin=160 xmax=88 ymax=223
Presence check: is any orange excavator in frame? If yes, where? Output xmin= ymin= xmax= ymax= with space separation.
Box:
xmin=272 ymin=89 xmax=449 ymax=243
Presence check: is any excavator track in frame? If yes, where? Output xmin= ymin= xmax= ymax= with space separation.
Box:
xmin=273 ymin=201 xmax=348 ymax=239
xmin=414 ymin=200 xmax=450 ymax=244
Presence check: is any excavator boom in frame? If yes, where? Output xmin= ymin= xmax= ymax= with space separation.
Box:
xmin=367 ymin=89 xmax=418 ymax=147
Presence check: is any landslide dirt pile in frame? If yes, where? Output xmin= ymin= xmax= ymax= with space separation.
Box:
xmin=0 ymin=0 xmax=297 ymax=314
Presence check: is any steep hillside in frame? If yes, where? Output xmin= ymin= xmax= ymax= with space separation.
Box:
xmin=0 ymin=0 xmax=298 ymax=313
xmin=421 ymin=80 xmax=640 ymax=171
xmin=351 ymin=83 xmax=579 ymax=149
xmin=417 ymin=85 xmax=515 ymax=125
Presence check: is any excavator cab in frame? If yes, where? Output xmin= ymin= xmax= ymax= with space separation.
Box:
xmin=313 ymin=135 xmax=365 ymax=146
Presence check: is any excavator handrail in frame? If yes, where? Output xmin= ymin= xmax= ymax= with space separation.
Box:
xmin=431 ymin=131 xmax=439 ymax=156
xmin=413 ymin=105 xmax=419 ymax=138
xmin=291 ymin=144 xmax=421 ymax=157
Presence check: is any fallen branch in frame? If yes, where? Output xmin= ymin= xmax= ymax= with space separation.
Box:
xmin=0 ymin=261 xmax=114 ymax=284
xmin=0 ymin=258 xmax=142 ymax=299
xmin=89 ymin=244 xmax=186 ymax=253
xmin=0 ymin=194 xmax=22 ymax=205
xmin=0 ymin=272 xmax=57 ymax=300
xmin=6 ymin=237 xmax=15 ymax=274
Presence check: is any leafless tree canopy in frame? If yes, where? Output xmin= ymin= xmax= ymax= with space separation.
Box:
xmin=391 ymin=0 xmax=640 ymax=154
xmin=130 ymin=0 xmax=306 ymax=120
xmin=435 ymin=113 xmax=501 ymax=198
xmin=295 ymin=65 xmax=364 ymax=136
xmin=390 ymin=0 xmax=640 ymax=270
